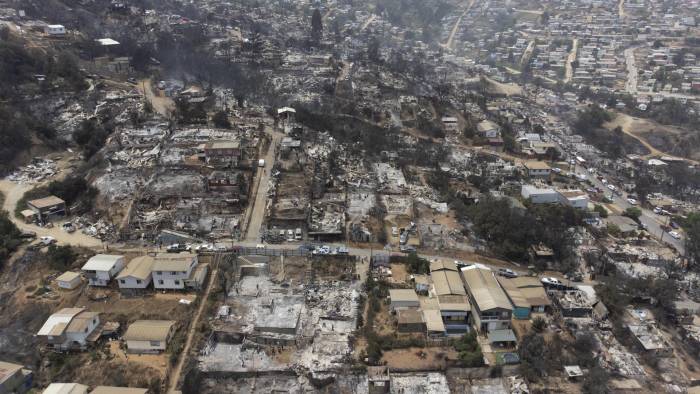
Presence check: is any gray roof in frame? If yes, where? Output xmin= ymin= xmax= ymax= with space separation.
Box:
xmin=488 ymin=329 xmax=517 ymax=343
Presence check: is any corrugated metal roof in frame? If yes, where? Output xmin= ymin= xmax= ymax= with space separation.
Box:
xmin=124 ymin=320 xmax=175 ymax=342
xmin=431 ymin=270 xmax=466 ymax=296
xmin=423 ymin=310 xmax=446 ymax=333
xmin=461 ymin=266 xmax=512 ymax=311
xmin=81 ymin=255 xmax=123 ymax=272
xmin=429 ymin=259 xmax=458 ymax=272
xmin=27 ymin=195 xmax=65 ymax=209
xmin=42 ymin=383 xmax=89 ymax=394
xmin=488 ymin=329 xmax=516 ymax=343
xmin=437 ymin=295 xmax=471 ymax=311
xmin=116 ymin=256 xmax=155 ymax=280
xmin=91 ymin=387 xmax=148 ymax=394
xmin=496 ymin=277 xmax=531 ymax=308
xmin=389 ymin=289 xmax=420 ymax=303
xmin=37 ymin=308 xmax=84 ymax=336
xmin=153 ymin=253 xmax=196 ymax=272
xmin=0 ymin=361 xmax=22 ymax=385
xmin=55 ymin=271 xmax=81 ymax=282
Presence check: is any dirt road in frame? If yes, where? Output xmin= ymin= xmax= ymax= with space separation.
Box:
xmin=244 ymin=131 xmax=282 ymax=242
xmin=137 ymin=79 xmax=174 ymax=117
xmin=604 ymin=113 xmax=699 ymax=164
xmin=442 ymin=0 xmax=477 ymax=50
xmin=0 ymin=180 xmax=102 ymax=247
xmin=167 ymin=254 xmax=222 ymax=392
xmin=564 ymin=38 xmax=579 ymax=83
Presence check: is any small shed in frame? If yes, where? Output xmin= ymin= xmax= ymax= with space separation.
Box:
xmin=396 ymin=309 xmax=425 ymax=333
xmin=20 ymin=209 xmax=36 ymax=223
xmin=389 ymin=289 xmax=420 ymax=310
xmin=123 ymin=320 xmax=176 ymax=353
xmin=55 ymin=271 xmax=82 ymax=290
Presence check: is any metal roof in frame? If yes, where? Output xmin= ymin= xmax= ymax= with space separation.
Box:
xmin=153 ymin=253 xmax=196 ymax=272
xmin=27 ymin=195 xmax=65 ymax=209
xmin=81 ymin=255 xmax=124 ymax=272
xmin=422 ymin=310 xmax=446 ymax=333
xmin=116 ymin=256 xmax=155 ymax=280
xmin=461 ymin=266 xmax=512 ymax=312
xmin=37 ymin=308 xmax=85 ymax=336
xmin=42 ymin=383 xmax=89 ymax=394
xmin=432 ymin=270 xmax=467 ymax=296
xmin=55 ymin=271 xmax=81 ymax=283
xmin=0 ymin=361 xmax=22 ymax=385
xmin=488 ymin=329 xmax=516 ymax=343
xmin=90 ymin=388 xmax=148 ymax=394
xmin=124 ymin=320 xmax=175 ymax=342
xmin=389 ymin=289 xmax=420 ymax=303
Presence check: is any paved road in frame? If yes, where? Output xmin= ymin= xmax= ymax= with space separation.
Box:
xmin=244 ymin=130 xmax=282 ymax=242
xmin=573 ymin=166 xmax=685 ymax=254
xmin=624 ymin=47 xmax=639 ymax=95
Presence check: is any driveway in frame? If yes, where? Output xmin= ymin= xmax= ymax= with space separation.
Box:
xmin=0 ymin=180 xmax=102 ymax=248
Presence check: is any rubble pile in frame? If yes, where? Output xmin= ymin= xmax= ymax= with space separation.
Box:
xmin=5 ymin=159 xmax=58 ymax=183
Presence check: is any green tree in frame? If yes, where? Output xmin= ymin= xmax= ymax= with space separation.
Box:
xmin=455 ymin=332 xmax=484 ymax=367
xmin=531 ymin=316 xmax=546 ymax=332
xmin=47 ymin=245 xmax=77 ymax=270
xmin=519 ymin=333 xmax=547 ymax=381
xmin=623 ymin=207 xmax=642 ymax=221
xmin=0 ymin=211 xmax=22 ymax=267
xmin=593 ymin=204 xmax=608 ymax=218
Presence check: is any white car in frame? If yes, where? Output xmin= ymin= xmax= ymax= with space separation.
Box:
xmin=607 ymin=184 xmax=616 ymax=191
xmin=653 ymin=207 xmax=662 ymax=214
xmin=39 ymin=236 xmax=56 ymax=245
xmin=541 ymin=277 xmax=562 ymax=286
xmin=627 ymin=198 xmax=637 ymax=205
xmin=669 ymin=231 xmax=682 ymax=240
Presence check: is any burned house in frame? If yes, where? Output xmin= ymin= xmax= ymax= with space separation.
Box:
xmin=206 ymin=171 xmax=248 ymax=201
xmin=204 ymin=140 xmax=242 ymax=167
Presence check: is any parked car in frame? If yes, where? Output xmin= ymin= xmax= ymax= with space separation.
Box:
xmin=541 ymin=277 xmax=563 ymax=287
xmin=62 ymin=222 xmax=75 ymax=233
xmin=167 ymin=243 xmax=190 ymax=252
xmin=19 ymin=230 xmax=37 ymax=239
xmin=626 ymin=198 xmax=637 ymax=205
xmin=497 ymin=268 xmax=518 ymax=278
xmin=669 ymin=231 xmax=682 ymax=240
xmin=39 ymin=236 xmax=56 ymax=245
xmin=653 ymin=207 xmax=662 ymax=214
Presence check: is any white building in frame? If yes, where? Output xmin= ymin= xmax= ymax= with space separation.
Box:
xmin=116 ymin=256 xmax=155 ymax=291
xmin=521 ymin=185 xmax=559 ymax=204
xmin=388 ymin=289 xmax=420 ymax=310
xmin=123 ymin=320 xmax=176 ymax=353
xmin=55 ymin=271 xmax=82 ymax=290
xmin=81 ymin=255 xmax=125 ymax=286
xmin=557 ymin=189 xmax=589 ymax=209
xmin=42 ymin=383 xmax=88 ymax=394
xmin=44 ymin=25 xmax=66 ymax=36
xmin=523 ymin=161 xmax=551 ymax=178
xmin=477 ymin=120 xmax=501 ymax=138
xmin=152 ymin=253 xmax=205 ymax=290
xmin=36 ymin=308 xmax=101 ymax=351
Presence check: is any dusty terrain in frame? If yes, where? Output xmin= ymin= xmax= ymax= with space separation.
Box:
xmin=604 ymin=113 xmax=700 ymax=163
